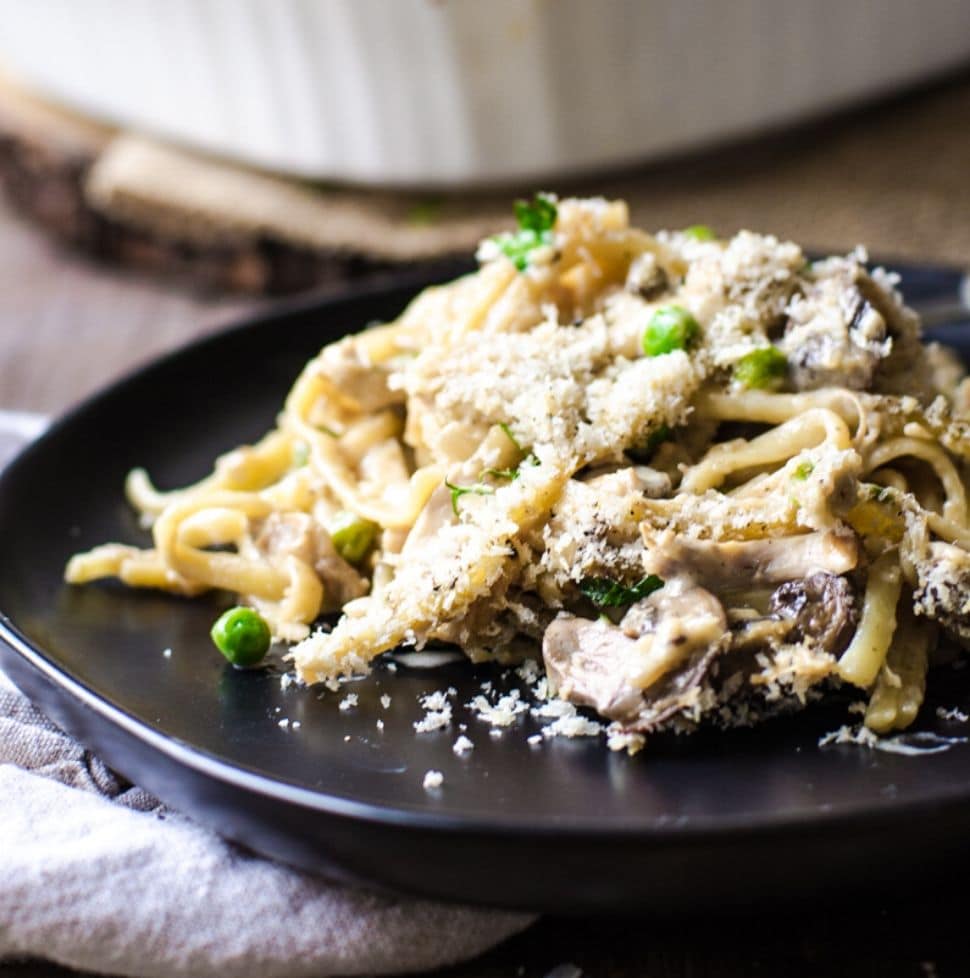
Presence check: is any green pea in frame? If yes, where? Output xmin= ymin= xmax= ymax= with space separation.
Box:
xmin=329 ymin=510 xmax=378 ymax=564
xmin=211 ymin=607 xmax=271 ymax=667
xmin=642 ymin=306 xmax=700 ymax=357
xmin=683 ymin=224 xmax=716 ymax=241
xmin=734 ymin=346 xmax=788 ymax=389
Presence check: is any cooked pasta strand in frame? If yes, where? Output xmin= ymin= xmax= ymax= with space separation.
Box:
xmin=864 ymin=607 xmax=931 ymax=733
xmin=837 ymin=553 xmax=903 ymax=688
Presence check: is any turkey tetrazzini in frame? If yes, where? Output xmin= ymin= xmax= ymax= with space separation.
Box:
xmin=66 ymin=196 xmax=970 ymax=739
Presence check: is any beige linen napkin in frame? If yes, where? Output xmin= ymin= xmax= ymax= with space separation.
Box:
xmin=0 ymin=414 xmax=534 ymax=978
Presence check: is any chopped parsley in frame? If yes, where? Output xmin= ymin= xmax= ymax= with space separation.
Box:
xmin=446 ymin=454 xmax=540 ymax=514
xmin=869 ymin=484 xmax=893 ymax=502
xmin=445 ymin=480 xmax=494 ymax=516
xmin=491 ymin=193 xmax=558 ymax=271
xmin=498 ymin=422 xmax=523 ymax=452
xmin=513 ymin=193 xmax=557 ymax=234
xmin=481 ymin=467 xmax=520 ymax=482
xmin=579 ymin=574 xmax=664 ymax=608
xmin=792 ymin=460 xmax=814 ymax=480
xmin=482 ymin=455 xmax=538 ymax=480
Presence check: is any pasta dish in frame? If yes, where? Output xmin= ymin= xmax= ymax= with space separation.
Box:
xmin=66 ymin=196 xmax=970 ymax=742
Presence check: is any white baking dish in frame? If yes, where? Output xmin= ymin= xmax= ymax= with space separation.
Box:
xmin=0 ymin=0 xmax=968 ymax=188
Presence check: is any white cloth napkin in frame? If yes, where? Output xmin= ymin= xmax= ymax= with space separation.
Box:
xmin=0 ymin=413 xmax=534 ymax=977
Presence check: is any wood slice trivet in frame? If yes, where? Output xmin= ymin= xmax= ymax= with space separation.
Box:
xmin=0 ymin=74 xmax=507 ymax=294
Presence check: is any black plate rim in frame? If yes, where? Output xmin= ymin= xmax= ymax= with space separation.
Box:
xmin=4 ymin=267 xmax=970 ymax=846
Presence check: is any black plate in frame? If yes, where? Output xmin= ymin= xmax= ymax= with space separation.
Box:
xmin=3 ymin=264 xmax=970 ymax=914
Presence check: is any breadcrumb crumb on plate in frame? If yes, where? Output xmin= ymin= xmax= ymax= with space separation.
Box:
xmin=453 ymin=735 xmax=474 ymax=754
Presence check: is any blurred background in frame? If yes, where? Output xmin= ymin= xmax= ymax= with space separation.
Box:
xmin=0 ymin=0 xmax=968 ymax=418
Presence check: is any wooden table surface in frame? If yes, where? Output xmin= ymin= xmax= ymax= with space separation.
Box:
xmin=0 ymin=168 xmax=967 ymax=975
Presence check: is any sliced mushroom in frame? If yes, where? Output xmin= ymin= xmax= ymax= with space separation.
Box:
xmin=625 ymin=252 xmax=669 ymax=300
xmin=782 ymin=269 xmax=889 ymax=391
xmin=768 ymin=572 xmax=858 ymax=656
xmin=542 ymin=582 xmax=729 ymax=730
xmin=641 ymin=528 xmax=859 ymax=587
